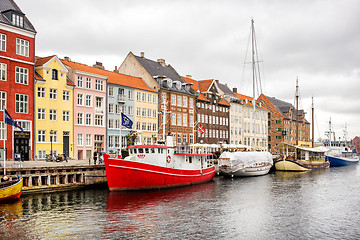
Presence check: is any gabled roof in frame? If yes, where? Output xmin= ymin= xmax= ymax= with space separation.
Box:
xmin=217 ymin=82 xmax=237 ymax=98
xmin=0 ymin=0 xmax=36 ymax=33
xmin=219 ymin=97 xmax=230 ymax=106
xmin=133 ymin=53 xmax=194 ymax=95
xmin=62 ymin=59 xmax=156 ymax=92
xmin=198 ymin=79 xmax=214 ymax=92
xmin=182 ymin=76 xmax=209 ymax=102
xmin=263 ymin=94 xmax=308 ymax=122
xmin=234 ymin=93 xmax=266 ymax=110
xmin=36 ymin=55 xmax=68 ymax=73
xmin=35 ymin=55 xmax=54 ymax=67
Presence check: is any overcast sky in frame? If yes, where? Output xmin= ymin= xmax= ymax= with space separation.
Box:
xmin=17 ymin=0 xmax=360 ymax=141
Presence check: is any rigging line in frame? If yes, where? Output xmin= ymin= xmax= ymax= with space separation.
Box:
xmin=253 ymin=27 xmax=263 ymax=95
xmin=240 ymin=25 xmax=252 ymax=94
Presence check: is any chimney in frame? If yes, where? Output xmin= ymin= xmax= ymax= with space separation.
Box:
xmin=157 ymin=59 xmax=166 ymax=67
xmin=140 ymin=52 xmax=145 ymax=58
xmin=93 ymin=61 xmax=105 ymax=70
xmin=64 ymin=56 xmax=71 ymax=61
xmin=233 ymin=88 xmax=237 ymax=93
xmin=186 ymin=75 xmax=192 ymax=79
xmin=114 ymin=66 xmax=119 ymax=73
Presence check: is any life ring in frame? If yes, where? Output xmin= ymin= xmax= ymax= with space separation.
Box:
xmin=166 ymin=155 xmax=171 ymax=163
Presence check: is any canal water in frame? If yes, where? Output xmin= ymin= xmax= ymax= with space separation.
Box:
xmin=1 ymin=165 xmax=360 ymax=239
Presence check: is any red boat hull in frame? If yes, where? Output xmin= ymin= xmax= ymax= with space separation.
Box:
xmin=104 ymin=156 xmax=216 ymax=191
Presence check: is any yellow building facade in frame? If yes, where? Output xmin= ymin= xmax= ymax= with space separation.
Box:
xmin=134 ymin=89 xmax=158 ymax=144
xmin=34 ymin=56 xmax=75 ymax=160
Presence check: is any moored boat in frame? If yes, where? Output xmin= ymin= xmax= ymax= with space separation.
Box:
xmin=218 ymin=151 xmax=273 ymax=177
xmin=0 ymin=176 xmax=23 ymax=202
xmin=104 ymin=135 xmax=216 ymax=191
xmin=274 ymin=142 xmax=330 ymax=171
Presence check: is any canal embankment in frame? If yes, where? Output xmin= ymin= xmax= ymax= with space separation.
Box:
xmin=0 ymin=160 xmax=106 ymax=194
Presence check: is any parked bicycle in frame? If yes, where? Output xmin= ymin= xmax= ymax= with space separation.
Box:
xmin=45 ymin=153 xmax=68 ymax=162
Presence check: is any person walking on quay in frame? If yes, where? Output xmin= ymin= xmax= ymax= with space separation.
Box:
xmin=93 ymin=150 xmax=98 ymax=165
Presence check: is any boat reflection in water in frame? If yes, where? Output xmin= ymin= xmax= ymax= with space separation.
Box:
xmin=105 ymin=181 xmax=216 ymax=239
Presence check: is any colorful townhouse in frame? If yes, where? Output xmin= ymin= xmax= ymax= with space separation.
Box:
xmin=182 ymin=76 xmax=230 ymax=145
xmin=34 ymin=56 xmax=75 ymax=160
xmin=105 ymin=68 xmax=157 ymax=154
xmin=118 ymin=52 xmax=196 ymax=146
xmin=62 ymin=59 xmax=107 ymax=160
xmin=0 ymin=0 xmax=36 ymax=160
xmin=233 ymin=91 xmax=268 ymax=151
xmin=258 ymin=93 xmax=310 ymax=152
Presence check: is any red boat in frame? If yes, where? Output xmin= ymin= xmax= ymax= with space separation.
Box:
xmin=104 ymin=136 xmax=216 ymax=191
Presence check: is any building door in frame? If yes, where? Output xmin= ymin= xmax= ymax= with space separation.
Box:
xmin=14 ymin=131 xmax=30 ymax=161
xmin=63 ymin=132 xmax=70 ymax=157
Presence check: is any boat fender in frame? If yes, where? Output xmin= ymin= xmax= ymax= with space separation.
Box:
xmin=167 ymin=155 xmax=171 ymax=163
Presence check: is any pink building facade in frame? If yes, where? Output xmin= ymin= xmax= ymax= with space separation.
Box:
xmin=63 ymin=59 xmax=107 ymax=160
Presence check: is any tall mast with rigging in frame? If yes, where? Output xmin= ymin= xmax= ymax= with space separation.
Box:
xmin=251 ymin=19 xmax=257 ymax=151
xmin=295 ymin=77 xmax=299 ymax=146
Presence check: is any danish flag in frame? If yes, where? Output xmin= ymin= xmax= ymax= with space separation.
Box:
xmin=198 ymin=124 xmax=205 ymax=134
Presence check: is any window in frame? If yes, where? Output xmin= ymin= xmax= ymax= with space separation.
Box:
xmin=177 ymin=114 xmax=182 ymax=126
xmin=38 ymin=108 xmax=45 ymax=120
xmin=147 ymin=123 xmax=152 ymax=131
xmin=183 ymin=134 xmax=187 ymax=143
xmin=108 ymin=86 xmax=113 ymax=96
xmin=0 ymin=91 xmax=6 ymax=110
xmin=77 ymin=134 xmax=83 ymax=146
xmin=38 ymin=130 xmax=45 ymax=142
xmin=142 ymin=93 xmax=146 ymax=101
xmin=190 ymin=115 xmax=194 ymax=127
xmin=63 ymin=90 xmax=69 ymax=101
xmin=142 ymin=123 xmax=146 ymax=130
xmin=177 ymin=95 xmax=182 ymax=106
xmin=95 ymin=97 xmax=103 ymax=108
xmin=153 ymin=109 xmax=156 ymax=118
xmin=95 ymin=115 xmax=103 ymax=126
xmin=38 ymin=150 xmax=46 ymax=160
xmin=108 ymin=136 xmax=114 ymax=148
xmin=15 ymin=94 xmax=28 ymax=113
xmin=115 ymin=104 xmax=120 ymax=114
xmin=86 ymin=134 xmax=92 ymax=146
xmin=142 ymin=108 xmax=146 ymax=117
xmin=136 ymin=92 xmax=141 ymax=101
xmin=183 ymin=96 xmax=188 ymax=107
xmin=128 ymin=90 xmax=133 ymax=100
xmin=108 ymin=104 xmax=114 ymax=113
xmin=171 ymin=113 xmax=176 ymax=125
xmin=85 ymin=95 xmax=92 ymax=107
xmin=108 ymin=119 xmax=114 ymax=128
xmin=136 ymin=107 xmax=141 ymax=116
xmin=12 ymin=13 xmax=24 ymax=27
xmin=183 ymin=114 xmax=187 ymax=126
xmin=49 ymin=89 xmax=57 ymax=99
xmin=50 ymin=130 xmax=57 ymax=143
xmin=148 ymin=93 xmax=152 ymax=102
xmin=95 ymin=79 xmax=103 ymax=91
xmin=85 ymin=113 xmax=92 ymax=125
xmin=49 ymin=109 xmax=57 ymax=120
xmin=147 ymin=109 xmax=151 ymax=118
xmin=86 ymin=77 xmax=91 ymax=89
xmin=77 ymin=113 xmax=83 ymax=125
xmin=77 ymin=76 xmax=83 ymax=87
xmin=128 ymin=106 xmax=134 ymax=115
xmin=52 ymin=69 xmax=58 ymax=80
xmin=171 ymin=94 xmax=176 ymax=105
xmin=0 ymin=34 xmax=6 ymax=52
xmin=16 ymin=38 xmax=29 ymax=56
xmin=37 ymin=87 xmax=45 ymax=98
xmin=15 ymin=67 xmax=28 ymax=85
xmin=189 ymin=98 xmax=194 ymax=109
xmin=77 ymin=93 xmax=83 ymax=106
xmin=0 ymin=63 xmax=6 ymax=81
xmin=153 ymin=123 xmax=157 ymax=132
xmin=0 ymin=122 xmax=4 ymax=140
xmin=153 ymin=95 xmax=157 ymax=103
xmin=63 ymin=111 xmax=70 ymax=122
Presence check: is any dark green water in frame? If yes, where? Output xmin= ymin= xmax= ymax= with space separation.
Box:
xmin=1 ymin=165 xmax=360 ymax=239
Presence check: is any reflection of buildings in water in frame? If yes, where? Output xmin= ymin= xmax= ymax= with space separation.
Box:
xmin=105 ymin=181 xmax=216 ymax=238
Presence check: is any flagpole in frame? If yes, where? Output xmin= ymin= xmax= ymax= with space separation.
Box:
xmin=119 ymin=111 xmax=122 ymax=158
xmin=3 ymin=107 xmax=6 ymax=176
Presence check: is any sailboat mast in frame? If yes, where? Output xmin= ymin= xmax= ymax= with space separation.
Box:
xmin=312 ymin=97 xmax=314 ymax=147
xmin=295 ymin=77 xmax=299 ymax=146
xmin=251 ymin=19 xmax=257 ymax=151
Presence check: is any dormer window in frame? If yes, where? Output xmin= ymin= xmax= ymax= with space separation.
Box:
xmin=52 ymin=69 xmax=58 ymax=80
xmin=12 ymin=13 xmax=24 ymax=28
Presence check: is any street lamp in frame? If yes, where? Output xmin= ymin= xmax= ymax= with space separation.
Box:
xmin=50 ymin=129 xmax=54 ymax=156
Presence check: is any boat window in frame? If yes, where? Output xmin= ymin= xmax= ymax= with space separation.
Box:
xmin=138 ymin=148 xmax=144 ymax=153
xmin=129 ymin=149 xmax=133 ymax=154
xmin=189 ymin=156 xmax=192 ymax=163
xmin=133 ymin=149 xmax=137 ymax=154
xmin=145 ymin=148 xmax=149 ymax=153
xmin=151 ymin=148 xmax=155 ymax=153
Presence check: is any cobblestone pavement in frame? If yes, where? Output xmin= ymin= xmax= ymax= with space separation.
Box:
xmin=1 ymin=159 xmax=103 ymax=168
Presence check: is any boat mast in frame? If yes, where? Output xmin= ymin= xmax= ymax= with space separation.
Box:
xmin=251 ymin=18 xmax=257 ymax=151
xmin=162 ymin=95 xmax=166 ymax=142
xmin=295 ymin=77 xmax=299 ymax=146
xmin=312 ymin=96 xmax=314 ymax=147
xmin=329 ymin=117 xmax=332 ymax=147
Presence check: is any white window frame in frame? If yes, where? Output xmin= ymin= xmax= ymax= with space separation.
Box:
xmin=38 ymin=130 xmax=46 ymax=142
xmin=95 ymin=79 xmax=103 ymax=91
xmin=63 ymin=111 xmax=70 ymax=122
xmin=49 ymin=109 xmax=57 ymax=121
xmin=77 ymin=134 xmax=83 ymax=146
xmin=77 ymin=112 xmax=84 ymax=125
xmin=16 ymin=38 xmax=29 ymax=57
xmin=49 ymin=88 xmax=57 ymax=100
xmin=63 ymin=90 xmax=70 ymax=101
xmin=95 ymin=114 xmax=103 ymax=126
xmin=85 ymin=95 xmax=92 ymax=107
xmin=0 ymin=63 xmax=6 ymax=81
xmin=77 ymin=93 xmax=84 ymax=106
xmin=86 ymin=134 xmax=92 ymax=146
xmin=0 ymin=91 xmax=6 ymax=111
xmin=0 ymin=34 xmax=6 ymax=52
xmin=38 ymin=108 xmax=45 ymax=120
xmin=15 ymin=67 xmax=28 ymax=85
xmin=77 ymin=76 xmax=83 ymax=87
xmin=15 ymin=93 xmax=28 ymax=113
xmin=86 ymin=77 xmax=91 ymax=89
xmin=85 ymin=113 xmax=92 ymax=125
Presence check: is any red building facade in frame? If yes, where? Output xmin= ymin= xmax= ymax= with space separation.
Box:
xmin=0 ymin=1 xmax=36 ymax=160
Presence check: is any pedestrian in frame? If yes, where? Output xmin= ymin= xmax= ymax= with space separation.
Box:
xmin=93 ymin=150 xmax=97 ymax=165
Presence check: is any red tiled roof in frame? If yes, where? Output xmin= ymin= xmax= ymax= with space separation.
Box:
xmin=182 ymin=76 xmax=199 ymax=91
xmin=219 ymin=97 xmax=230 ymax=106
xmin=198 ymin=79 xmax=214 ymax=92
xmin=35 ymin=55 xmax=55 ymax=67
xmin=235 ymin=92 xmax=266 ymax=109
xmin=62 ymin=59 xmax=156 ymax=92
xmin=35 ymin=72 xmax=44 ymax=81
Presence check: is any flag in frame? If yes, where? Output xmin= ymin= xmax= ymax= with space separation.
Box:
xmin=198 ymin=124 xmax=205 ymax=134
xmin=121 ymin=112 xmax=133 ymax=129
xmin=4 ymin=109 xmax=24 ymax=132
